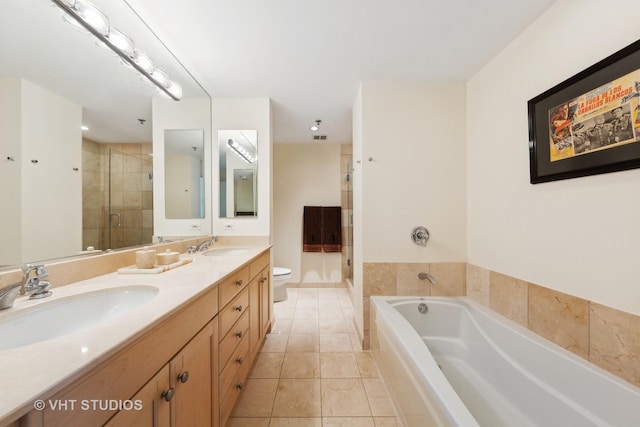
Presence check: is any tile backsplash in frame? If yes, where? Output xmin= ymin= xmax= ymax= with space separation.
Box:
xmin=363 ymin=261 xmax=640 ymax=388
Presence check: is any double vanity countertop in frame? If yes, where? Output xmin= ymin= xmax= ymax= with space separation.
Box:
xmin=0 ymin=244 xmax=271 ymax=425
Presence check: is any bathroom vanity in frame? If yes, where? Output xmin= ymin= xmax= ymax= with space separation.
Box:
xmin=0 ymin=244 xmax=271 ymax=427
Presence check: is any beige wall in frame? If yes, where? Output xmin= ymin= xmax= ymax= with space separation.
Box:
xmin=273 ymin=143 xmax=342 ymax=283
xmin=353 ymin=81 xmax=467 ymax=338
xmin=467 ymin=0 xmax=640 ymax=316
xmin=0 ymin=78 xmax=82 ymax=265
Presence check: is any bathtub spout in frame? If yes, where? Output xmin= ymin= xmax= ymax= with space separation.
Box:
xmin=418 ymin=272 xmax=438 ymax=285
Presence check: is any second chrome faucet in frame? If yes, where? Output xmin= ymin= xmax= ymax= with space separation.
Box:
xmin=22 ymin=264 xmax=52 ymax=299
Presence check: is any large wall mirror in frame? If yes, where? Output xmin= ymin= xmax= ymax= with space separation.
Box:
xmin=0 ymin=0 xmax=210 ymax=268
xmin=218 ymin=130 xmax=258 ymax=218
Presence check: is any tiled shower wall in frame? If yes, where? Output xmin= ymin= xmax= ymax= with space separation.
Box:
xmin=82 ymin=140 xmax=153 ymax=250
xmin=82 ymin=139 xmax=103 ymax=250
xmin=341 ymin=144 xmax=353 ymax=283
xmin=363 ymin=262 xmax=640 ymax=388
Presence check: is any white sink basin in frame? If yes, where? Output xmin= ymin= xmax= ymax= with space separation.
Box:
xmin=0 ymin=285 xmax=158 ymax=351
xmin=203 ymin=247 xmax=249 ymax=257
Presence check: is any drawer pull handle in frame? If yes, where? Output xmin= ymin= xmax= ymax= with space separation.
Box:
xmin=236 ymin=383 xmax=244 ymax=390
xmin=236 ymin=356 xmax=244 ymax=364
xmin=161 ymin=388 xmax=175 ymax=402
xmin=178 ymin=371 xmax=190 ymax=383
xmin=235 ymin=279 xmax=243 ymax=286
xmin=235 ymin=331 xmax=243 ymax=338
xmin=235 ymin=305 xmax=243 ymax=312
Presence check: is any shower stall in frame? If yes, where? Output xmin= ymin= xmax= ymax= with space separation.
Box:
xmin=82 ymin=141 xmax=153 ymax=251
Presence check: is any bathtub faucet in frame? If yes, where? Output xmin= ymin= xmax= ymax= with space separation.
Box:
xmin=418 ymin=272 xmax=438 ymax=285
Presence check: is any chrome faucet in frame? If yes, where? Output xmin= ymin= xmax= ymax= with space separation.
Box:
xmin=196 ymin=236 xmax=217 ymax=252
xmin=21 ymin=264 xmax=52 ymax=299
xmin=0 ymin=264 xmax=52 ymax=310
xmin=418 ymin=272 xmax=438 ymax=285
xmin=0 ymin=282 xmax=22 ymax=310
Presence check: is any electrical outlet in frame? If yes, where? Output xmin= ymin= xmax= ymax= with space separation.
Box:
xmin=224 ymin=224 xmax=234 ymax=230
xmin=190 ymin=224 xmax=201 ymax=230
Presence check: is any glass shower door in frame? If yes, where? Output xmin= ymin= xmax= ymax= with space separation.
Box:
xmin=107 ymin=146 xmax=154 ymax=250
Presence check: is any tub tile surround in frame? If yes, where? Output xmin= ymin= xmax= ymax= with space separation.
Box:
xmin=362 ymin=262 xmax=466 ymax=349
xmin=364 ymin=261 xmax=640 ymax=387
xmin=466 ymin=263 xmax=640 ymax=385
xmin=589 ymin=303 xmax=640 ymax=385
xmin=528 ymin=283 xmax=589 ymax=359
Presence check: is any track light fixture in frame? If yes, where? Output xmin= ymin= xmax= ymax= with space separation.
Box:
xmin=49 ymin=0 xmax=182 ymax=101
xmin=228 ymin=139 xmax=255 ymax=164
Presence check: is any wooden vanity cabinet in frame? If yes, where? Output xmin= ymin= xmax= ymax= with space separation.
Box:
xmin=105 ymin=318 xmax=216 ymax=427
xmin=104 ymin=365 xmax=171 ymax=427
xmin=259 ymin=267 xmax=271 ymax=340
xmin=217 ymin=251 xmax=271 ymax=425
xmin=21 ymin=285 xmax=219 ymax=427
xmin=249 ymin=252 xmax=271 ymax=359
xmin=217 ymin=272 xmax=251 ymax=426
xmin=14 ymin=249 xmax=270 ymax=427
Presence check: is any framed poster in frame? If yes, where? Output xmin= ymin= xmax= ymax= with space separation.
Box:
xmin=528 ymin=39 xmax=640 ymax=183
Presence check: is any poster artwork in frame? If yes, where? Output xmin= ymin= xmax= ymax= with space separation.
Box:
xmin=548 ymin=70 xmax=640 ymax=162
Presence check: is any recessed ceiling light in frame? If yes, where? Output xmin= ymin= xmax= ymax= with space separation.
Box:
xmin=309 ymin=119 xmax=321 ymax=132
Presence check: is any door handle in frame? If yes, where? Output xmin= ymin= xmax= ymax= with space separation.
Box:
xmin=110 ymin=212 xmax=121 ymax=228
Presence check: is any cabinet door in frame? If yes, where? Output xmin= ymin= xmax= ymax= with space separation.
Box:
xmin=249 ymin=276 xmax=261 ymax=359
xmin=212 ymin=316 xmax=219 ymax=427
xmin=260 ymin=267 xmax=271 ymax=337
xmin=104 ymin=365 xmax=170 ymax=427
xmin=170 ymin=321 xmax=213 ymax=426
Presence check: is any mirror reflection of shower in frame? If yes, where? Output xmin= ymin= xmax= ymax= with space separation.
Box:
xmin=82 ymin=142 xmax=154 ymax=251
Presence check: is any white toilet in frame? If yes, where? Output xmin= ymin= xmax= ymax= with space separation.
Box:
xmin=273 ymin=267 xmax=291 ymax=302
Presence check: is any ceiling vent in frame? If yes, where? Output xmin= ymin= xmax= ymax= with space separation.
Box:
xmin=313 ymin=135 xmax=327 ymax=141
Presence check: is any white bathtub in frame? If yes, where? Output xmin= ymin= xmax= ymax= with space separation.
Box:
xmin=370 ymin=296 xmax=640 ymax=427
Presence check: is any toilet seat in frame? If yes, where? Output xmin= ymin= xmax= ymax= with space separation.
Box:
xmin=272 ymin=267 xmax=291 ymax=303
xmin=273 ymin=267 xmax=291 ymax=278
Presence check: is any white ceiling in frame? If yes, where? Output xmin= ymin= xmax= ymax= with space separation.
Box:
xmin=126 ymin=0 xmax=557 ymax=144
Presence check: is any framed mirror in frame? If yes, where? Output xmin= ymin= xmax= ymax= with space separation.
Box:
xmin=164 ymin=129 xmax=205 ymax=219
xmin=218 ymin=130 xmax=258 ymax=218
xmin=0 ymin=0 xmax=210 ymax=268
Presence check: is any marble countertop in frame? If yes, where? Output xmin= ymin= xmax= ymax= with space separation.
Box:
xmin=0 ymin=244 xmax=270 ymax=425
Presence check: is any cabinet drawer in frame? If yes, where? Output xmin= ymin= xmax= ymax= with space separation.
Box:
xmin=219 ymin=348 xmax=253 ymax=426
xmin=219 ymin=267 xmax=249 ymax=308
xmin=219 ymin=335 xmax=250 ymax=395
xmin=218 ymin=310 xmax=249 ymax=370
xmin=219 ymin=287 xmax=249 ymax=339
xmin=249 ymin=251 xmax=270 ymax=280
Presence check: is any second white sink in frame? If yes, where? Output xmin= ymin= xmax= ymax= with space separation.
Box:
xmin=202 ymin=247 xmax=249 ymax=257
xmin=0 ymin=285 xmax=159 ymax=351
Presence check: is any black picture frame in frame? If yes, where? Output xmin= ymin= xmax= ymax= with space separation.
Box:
xmin=528 ymin=39 xmax=640 ymax=184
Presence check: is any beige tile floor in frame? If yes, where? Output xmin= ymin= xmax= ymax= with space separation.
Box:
xmin=228 ymin=287 xmax=400 ymax=427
